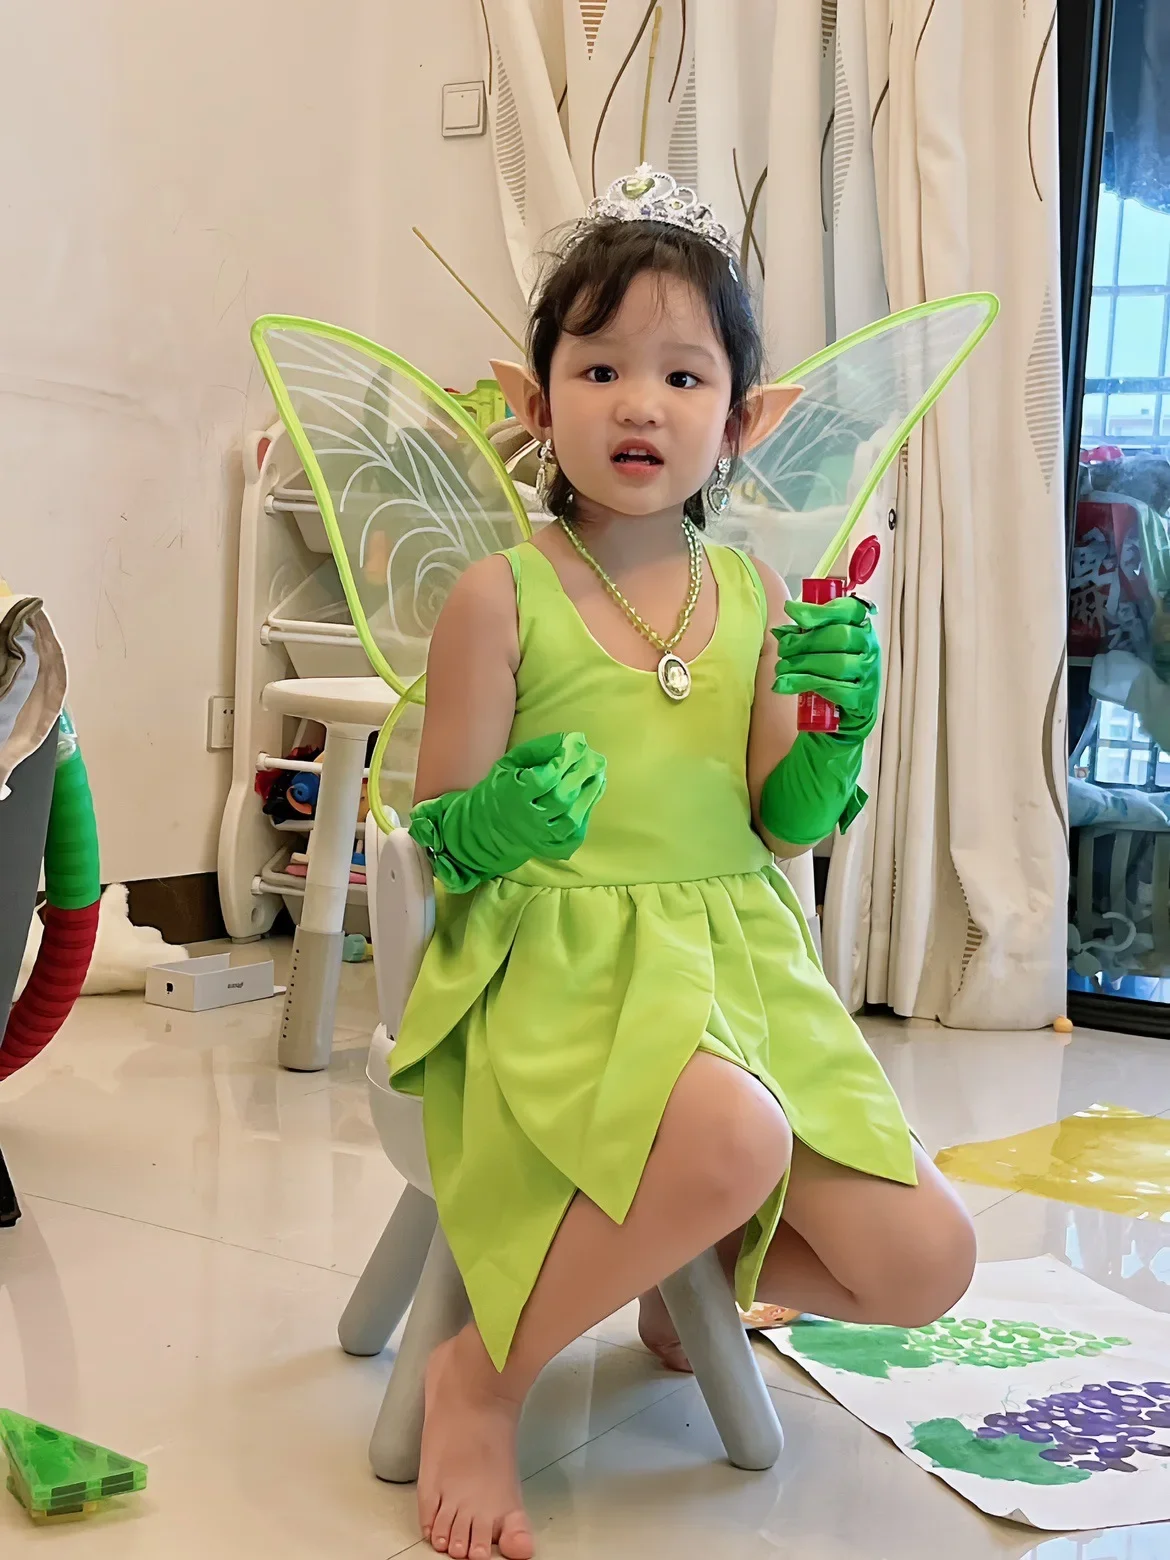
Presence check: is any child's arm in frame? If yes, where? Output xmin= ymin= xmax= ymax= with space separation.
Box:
xmin=414 ymin=556 xmax=521 ymax=804
xmin=410 ymin=555 xmax=607 ymax=892
xmin=745 ymin=558 xmax=804 ymax=858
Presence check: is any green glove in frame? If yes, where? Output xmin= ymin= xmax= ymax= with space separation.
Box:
xmin=408 ymin=732 xmax=607 ymax=893
xmin=771 ymin=595 xmax=881 ymax=740
xmin=760 ymin=597 xmax=881 ymax=847
xmin=759 ymin=732 xmax=868 ymax=847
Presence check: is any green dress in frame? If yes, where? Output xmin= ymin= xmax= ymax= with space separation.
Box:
xmin=390 ymin=539 xmax=916 ymax=1370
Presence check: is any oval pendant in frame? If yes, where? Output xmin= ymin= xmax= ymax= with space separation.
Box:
xmin=657 ymin=653 xmax=691 ymax=701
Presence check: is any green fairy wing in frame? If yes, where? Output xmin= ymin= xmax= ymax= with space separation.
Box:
xmin=251 ymin=315 xmax=531 ymax=829
xmin=717 ymin=294 xmax=999 ymax=590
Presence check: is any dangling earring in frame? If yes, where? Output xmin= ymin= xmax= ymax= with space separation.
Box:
xmin=706 ymin=455 xmax=732 ymax=515
xmin=535 ymin=439 xmax=557 ymax=510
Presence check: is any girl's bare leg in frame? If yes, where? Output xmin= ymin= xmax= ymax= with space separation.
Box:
xmin=418 ymin=1052 xmax=792 ymax=1560
xmin=753 ymin=1140 xmax=976 ymax=1323
xmin=639 ymin=1139 xmax=976 ymax=1368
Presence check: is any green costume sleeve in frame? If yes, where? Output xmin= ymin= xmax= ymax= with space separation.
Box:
xmin=408 ymin=731 xmax=607 ymax=893
xmin=760 ymin=597 xmax=881 ymax=847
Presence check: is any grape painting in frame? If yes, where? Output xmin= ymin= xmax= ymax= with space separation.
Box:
xmin=767 ymin=1262 xmax=1170 ymax=1524
xmin=787 ymin=1314 xmax=1131 ymax=1380
xmin=912 ymin=1380 xmax=1170 ymax=1484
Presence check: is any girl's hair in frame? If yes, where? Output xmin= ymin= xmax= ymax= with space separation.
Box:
xmin=526 ymin=220 xmax=764 ymax=527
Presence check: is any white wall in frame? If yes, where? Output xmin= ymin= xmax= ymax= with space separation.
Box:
xmin=0 ymin=0 xmax=519 ymax=882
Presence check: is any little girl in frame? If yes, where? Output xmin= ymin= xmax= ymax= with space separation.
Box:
xmin=389 ymin=170 xmax=976 ymax=1560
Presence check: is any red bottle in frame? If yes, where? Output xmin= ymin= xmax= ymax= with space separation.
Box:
xmin=795 ymin=534 xmax=882 ymax=735
xmin=797 ymin=577 xmax=846 ymax=733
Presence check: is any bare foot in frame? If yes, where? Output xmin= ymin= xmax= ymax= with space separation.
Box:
xmin=418 ymin=1330 xmax=535 ymax=1560
xmin=637 ymin=1288 xmax=692 ymax=1374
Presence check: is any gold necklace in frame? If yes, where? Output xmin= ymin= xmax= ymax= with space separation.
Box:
xmin=559 ymin=516 xmax=704 ymax=701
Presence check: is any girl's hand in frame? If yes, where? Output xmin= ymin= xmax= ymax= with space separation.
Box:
xmin=771 ymin=597 xmax=881 ymax=741
xmin=496 ymin=732 xmax=608 ymax=860
xmin=409 ymin=732 xmax=607 ymax=891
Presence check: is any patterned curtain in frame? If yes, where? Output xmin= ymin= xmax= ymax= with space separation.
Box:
xmin=479 ymin=1 xmax=778 ymax=329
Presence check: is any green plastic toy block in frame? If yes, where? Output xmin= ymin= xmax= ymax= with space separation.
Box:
xmin=0 ymin=1409 xmax=147 ymax=1522
xmin=449 ymin=377 xmax=508 ymax=431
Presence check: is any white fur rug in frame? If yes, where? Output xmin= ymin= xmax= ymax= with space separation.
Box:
xmin=17 ymin=883 xmax=188 ymax=996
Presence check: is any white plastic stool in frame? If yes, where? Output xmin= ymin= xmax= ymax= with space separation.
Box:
xmin=339 ymin=823 xmax=783 ymax=1483
xmin=261 ymin=677 xmax=398 ymax=1071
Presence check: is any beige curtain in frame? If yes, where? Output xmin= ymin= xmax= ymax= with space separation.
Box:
xmin=814 ymin=0 xmax=1068 ymax=1028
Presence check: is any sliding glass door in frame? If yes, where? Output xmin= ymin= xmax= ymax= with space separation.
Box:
xmin=1066 ymin=0 xmax=1170 ymax=1032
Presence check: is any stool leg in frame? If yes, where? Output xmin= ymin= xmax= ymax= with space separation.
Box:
xmin=339 ymin=1185 xmax=437 ymax=1357
xmin=278 ymin=724 xmax=368 ymax=1072
xmin=659 ymin=1248 xmax=783 ymax=1471
xmin=0 ymin=1144 xmax=20 ymax=1228
xmin=369 ymin=1223 xmax=470 ymax=1484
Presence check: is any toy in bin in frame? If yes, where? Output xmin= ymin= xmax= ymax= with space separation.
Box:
xmin=0 ymin=1408 xmax=147 ymax=1524
xmin=797 ymin=535 xmax=881 ymax=734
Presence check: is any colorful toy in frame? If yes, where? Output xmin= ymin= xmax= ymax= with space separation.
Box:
xmin=446 ymin=378 xmax=509 ymax=432
xmin=0 ymin=710 xmax=100 ymax=1081
xmin=0 ymin=1409 xmax=147 ymax=1524
xmin=256 ymin=743 xmax=323 ymax=825
xmin=286 ymin=772 xmax=320 ymax=816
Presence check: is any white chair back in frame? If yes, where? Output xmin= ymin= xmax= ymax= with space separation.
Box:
xmin=366 ymin=818 xmax=436 ymax=1036
xmin=364 ymin=816 xmax=436 ymax=1194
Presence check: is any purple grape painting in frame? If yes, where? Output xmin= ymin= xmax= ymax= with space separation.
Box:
xmin=912 ymin=1381 xmax=1170 ymax=1484
xmin=766 ymin=1262 xmax=1170 ymax=1524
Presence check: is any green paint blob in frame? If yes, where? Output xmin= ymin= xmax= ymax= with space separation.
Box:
xmin=787 ymin=1324 xmax=936 ymax=1379
xmin=787 ymin=1315 xmax=1131 ymax=1379
xmin=910 ymin=1419 xmax=1091 ymax=1486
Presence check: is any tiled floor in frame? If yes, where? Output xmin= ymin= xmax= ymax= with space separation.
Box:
xmin=1 ymin=943 xmax=1167 ymax=1557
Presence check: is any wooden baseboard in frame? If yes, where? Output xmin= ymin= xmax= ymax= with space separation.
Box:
xmin=124 ymin=874 xmax=227 ymax=947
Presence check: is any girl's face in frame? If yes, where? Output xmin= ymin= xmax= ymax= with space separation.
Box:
xmin=546 ymin=270 xmax=734 ymax=520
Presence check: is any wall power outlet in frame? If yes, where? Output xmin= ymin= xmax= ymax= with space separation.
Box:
xmin=207 ymin=696 xmax=235 ymax=750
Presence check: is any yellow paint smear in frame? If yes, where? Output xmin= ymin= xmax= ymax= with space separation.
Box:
xmin=935 ymin=1103 xmax=1170 ymax=1219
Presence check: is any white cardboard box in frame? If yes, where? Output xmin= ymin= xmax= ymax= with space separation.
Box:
xmin=145 ymin=953 xmax=280 ymax=1012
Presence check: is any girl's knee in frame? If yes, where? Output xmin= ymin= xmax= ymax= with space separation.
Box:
xmin=867 ymin=1202 xmax=977 ymax=1329
xmin=670 ymin=1065 xmax=792 ymax=1223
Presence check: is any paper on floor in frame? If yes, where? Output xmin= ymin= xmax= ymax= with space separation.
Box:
xmin=764 ymin=1257 xmax=1170 ymax=1529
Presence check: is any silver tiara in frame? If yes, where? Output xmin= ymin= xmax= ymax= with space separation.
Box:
xmin=568 ymin=163 xmax=739 ymax=265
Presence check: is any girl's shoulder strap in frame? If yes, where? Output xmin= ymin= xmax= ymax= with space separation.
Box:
xmin=501 ymin=539 xmax=567 ymax=655
xmin=502 ymin=538 xmax=558 ymax=594
xmin=709 ymin=541 xmax=769 ymax=634
xmin=503 ymin=541 xmax=525 ymax=589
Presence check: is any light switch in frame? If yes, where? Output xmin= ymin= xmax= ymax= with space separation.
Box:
xmin=442 ymin=80 xmax=486 ymax=138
